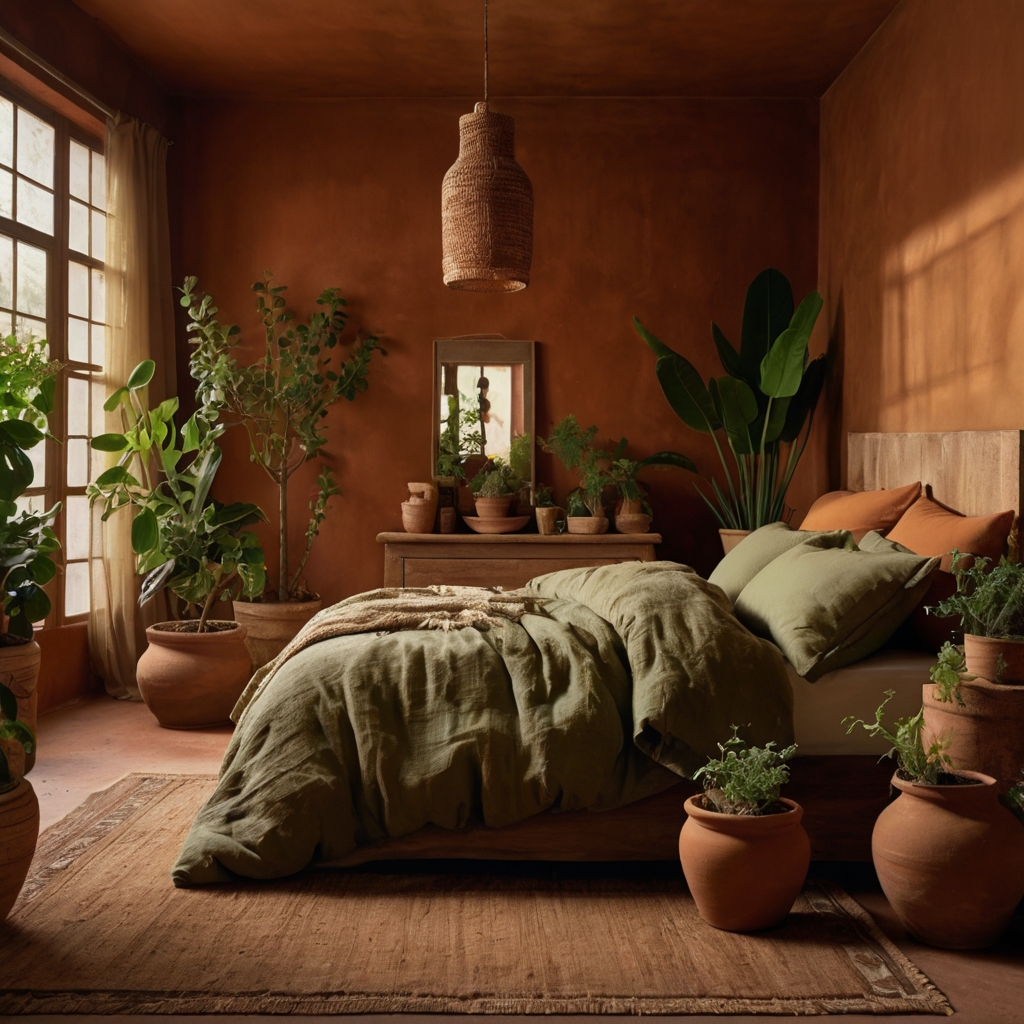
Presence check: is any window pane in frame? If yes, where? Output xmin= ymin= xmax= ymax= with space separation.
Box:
xmin=0 ymin=233 xmax=11 ymax=309
xmin=91 ymin=380 xmax=105 ymax=435
xmin=16 ymin=316 xmax=46 ymax=343
xmin=0 ymin=311 xmax=11 ymax=337
xmin=15 ymin=493 xmax=45 ymax=516
xmin=16 ymin=108 xmax=54 ymax=188
xmin=68 ymin=316 xmax=89 ymax=361
xmin=91 ymin=151 xmax=106 ymax=211
xmin=91 ymin=268 xmax=105 ymax=323
xmin=0 ymin=99 xmax=12 ymax=167
xmin=90 ymin=322 xmax=105 ymax=368
xmin=65 ymin=495 xmax=91 ymax=560
xmin=69 ymin=198 xmax=89 ymax=253
xmin=15 ymin=241 xmax=47 ymax=317
xmin=68 ymin=260 xmax=89 ymax=317
xmin=67 ymin=437 xmax=90 ymax=486
xmin=69 ymin=140 xmax=90 ymax=201
xmin=91 ymin=209 xmax=105 ymax=260
xmin=0 ymin=168 xmax=11 ymax=219
xmin=67 ymin=376 xmax=89 ymax=435
xmin=16 ymin=176 xmax=54 ymax=234
xmin=65 ymin=560 xmax=90 ymax=617
xmin=27 ymin=434 xmax=45 ymax=486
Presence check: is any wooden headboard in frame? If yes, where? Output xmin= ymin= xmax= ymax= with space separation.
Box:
xmin=848 ymin=430 xmax=1024 ymax=518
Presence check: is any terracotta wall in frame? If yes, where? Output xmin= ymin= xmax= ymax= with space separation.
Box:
xmin=819 ymin=0 xmax=1024 ymax=485
xmin=181 ymin=96 xmax=818 ymax=590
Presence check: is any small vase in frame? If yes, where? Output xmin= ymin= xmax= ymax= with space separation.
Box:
xmin=872 ymin=770 xmax=1024 ymax=948
xmin=679 ymin=796 xmax=810 ymax=931
xmin=535 ymin=506 xmax=563 ymax=535
xmin=401 ymin=481 xmax=438 ymax=533
xmin=566 ymin=516 xmax=609 ymax=535
xmin=474 ymin=496 xmax=513 ymax=519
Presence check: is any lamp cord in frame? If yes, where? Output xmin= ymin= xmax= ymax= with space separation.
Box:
xmin=484 ymin=0 xmax=489 ymax=104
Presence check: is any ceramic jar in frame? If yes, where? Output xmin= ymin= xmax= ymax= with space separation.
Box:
xmin=474 ymin=496 xmax=513 ymax=519
xmin=402 ymin=481 xmax=439 ymax=533
xmin=231 ymin=598 xmax=322 ymax=670
xmin=136 ymin=621 xmax=253 ymax=729
xmin=0 ymin=778 xmax=39 ymax=920
xmin=872 ymin=770 xmax=1024 ymax=949
xmin=678 ymin=795 xmax=810 ymax=931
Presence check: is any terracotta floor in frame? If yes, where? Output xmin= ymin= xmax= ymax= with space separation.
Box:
xmin=18 ymin=696 xmax=1024 ymax=1023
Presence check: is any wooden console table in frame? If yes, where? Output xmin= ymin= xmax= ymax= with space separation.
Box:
xmin=377 ymin=532 xmax=662 ymax=590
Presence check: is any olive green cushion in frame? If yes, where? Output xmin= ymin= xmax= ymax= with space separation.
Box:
xmin=733 ymin=539 xmax=940 ymax=680
xmin=708 ymin=522 xmax=855 ymax=605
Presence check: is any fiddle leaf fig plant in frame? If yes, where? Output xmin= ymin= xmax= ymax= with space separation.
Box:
xmin=635 ymin=269 xmax=825 ymax=530
xmin=183 ymin=273 xmax=384 ymax=602
xmin=693 ymin=726 xmax=797 ymax=815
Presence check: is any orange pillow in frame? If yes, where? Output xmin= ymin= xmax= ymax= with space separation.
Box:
xmin=799 ymin=482 xmax=921 ymax=541
xmin=886 ymin=495 xmax=1015 ymax=571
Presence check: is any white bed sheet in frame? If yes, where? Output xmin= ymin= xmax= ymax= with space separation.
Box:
xmin=788 ymin=650 xmax=932 ymax=756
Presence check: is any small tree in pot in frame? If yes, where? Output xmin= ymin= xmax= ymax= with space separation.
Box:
xmin=539 ymin=415 xmax=613 ymax=534
xmin=679 ymin=727 xmax=808 ymax=931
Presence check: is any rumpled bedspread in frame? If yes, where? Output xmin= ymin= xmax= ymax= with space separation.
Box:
xmin=172 ymin=561 xmax=791 ymax=885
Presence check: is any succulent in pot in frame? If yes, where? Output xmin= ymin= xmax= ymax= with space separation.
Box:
xmin=469 ymin=457 xmax=521 ymax=519
xmin=607 ymin=437 xmax=694 ymax=534
xmin=678 ymin=727 xmax=808 ymax=932
xmin=0 ymin=678 xmax=39 ymax=921
xmin=845 ymin=690 xmax=1024 ymax=949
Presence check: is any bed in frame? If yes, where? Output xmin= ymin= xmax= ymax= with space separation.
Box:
xmin=173 ymin=430 xmax=1022 ymax=882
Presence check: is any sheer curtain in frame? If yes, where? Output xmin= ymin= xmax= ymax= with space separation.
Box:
xmin=88 ymin=114 xmax=175 ymax=698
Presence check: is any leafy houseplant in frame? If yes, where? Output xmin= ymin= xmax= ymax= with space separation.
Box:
xmin=679 ymin=726 xmax=809 ymax=931
xmin=634 ymin=268 xmax=825 ymax=532
xmin=539 ymin=415 xmax=611 ymax=527
xmin=607 ymin=438 xmax=695 ymax=532
xmin=0 ymin=677 xmax=39 ymax=922
xmin=183 ymin=273 xmax=383 ymax=603
xmin=468 ymin=458 xmax=522 ymax=519
xmin=0 ymin=679 xmax=34 ymax=790
xmin=436 ymin=393 xmax=483 ymax=481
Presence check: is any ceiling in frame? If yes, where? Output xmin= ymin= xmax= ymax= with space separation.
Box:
xmin=70 ymin=0 xmax=900 ymax=99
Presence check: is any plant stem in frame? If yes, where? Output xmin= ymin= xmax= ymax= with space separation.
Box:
xmin=197 ymin=568 xmax=238 ymax=632
xmin=278 ymin=464 xmax=288 ymax=601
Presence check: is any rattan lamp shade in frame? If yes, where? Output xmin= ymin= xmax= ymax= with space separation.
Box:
xmin=442 ymin=102 xmax=534 ymax=292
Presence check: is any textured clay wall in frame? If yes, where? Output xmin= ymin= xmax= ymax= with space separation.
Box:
xmin=820 ymin=0 xmax=1024 ymax=484
xmin=181 ymin=95 xmax=819 ymax=593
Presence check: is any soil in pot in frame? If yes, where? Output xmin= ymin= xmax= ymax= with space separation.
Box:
xmin=678 ymin=795 xmax=810 ymax=931
xmin=0 ymin=778 xmax=39 ymax=921
xmin=232 ymin=597 xmax=323 ymax=670
xmin=566 ymin=516 xmax=609 ymax=535
xmin=872 ymin=770 xmax=1024 ymax=949
xmin=0 ymin=636 xmax=40 ymax=773
xmin=136 ymin=620 xmax=253 ymax=729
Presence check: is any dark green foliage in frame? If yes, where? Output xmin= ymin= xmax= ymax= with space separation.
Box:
xmin=469 ymin=457 xmax=522 ymax=498
xmin=437 ymin=393 xmax=483 ymax=480
xmin=693 ymin=725 xmax=797 ymax=815
xmin=539 ymin=415 xmax=610 ymax=517
xmin=0 ymin=678 xmax=35 ymax=790
xmin=607 ymin=437 xmax=695 ymax=503
xmin=932 ymin=550 xmax=1024 ymax=640
xmin=929 ymin=641 xmax=969 ymax=706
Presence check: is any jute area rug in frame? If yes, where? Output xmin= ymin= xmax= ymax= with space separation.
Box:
xmin=0 ymin=774 xmax=950 ymax=1016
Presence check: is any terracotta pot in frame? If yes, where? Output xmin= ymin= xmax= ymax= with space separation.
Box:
xmin=535 ymin=506 xmax=564 ymax=536
xmin=678 ymin=795 xmax=810 ymax=931
xmin=474 ymin=496 xmax=513 ymax=519
xmin=0 ymin=778 xmax=39 ymax=921
xmin=0 ymin=640 xmax=40 ymax=773
xmin=615 ymin=513 xmax=652 ymax=534
xmin=136 ymin=621 xmax=253 ymax=729
xmin=963 ymin=633 xmax=1024 ymax=684
xmin=566 ymin=516 xmax=609 ymax=535
xmin=401 ymin=500 xmax=436 ymax=533
xmin=922 ymin=678 xmax=1024 ymax=793
xmin=231 ymin=598 xmax=322 ymax=670
xmin=872 ymin=770 xmax=1024 ymax=949
xmin=719 ymin=529 xmax=752 ymax=554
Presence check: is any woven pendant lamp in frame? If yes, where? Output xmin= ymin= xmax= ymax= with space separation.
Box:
xmin=442 ymin=0 xmax=533 ymax=292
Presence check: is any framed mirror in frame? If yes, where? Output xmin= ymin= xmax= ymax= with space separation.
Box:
xmin=431 ymin=338 xmax=536 ymax=492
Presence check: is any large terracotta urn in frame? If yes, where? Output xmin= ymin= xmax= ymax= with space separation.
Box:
xmin=231 ymin=598 xmax=322 ymax=670
xmin=0 ymin=639 xmax=40 ymax=773
xmin=0 ymin=778 xmax=39 ymax=920
xmin=872 ymin=770 xmax=1024 ymax=949
xmin=136 ymin=621 xmax=252 ymax=729
xmin=678 ymin=795 xmax=810 ymax=931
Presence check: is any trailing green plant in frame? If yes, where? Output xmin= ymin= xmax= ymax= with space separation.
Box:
xmin=539 ymin=415 xmax=612 ymax=517
xmin=692 ymin=725 xmax=797 ymax=815
xmin=635 ymin=269 xmax=825 ymax=530
xmin=183 ymin=273 xmax=383 ymax=601
xmin=931 ymin=550 xmax=1024 ymax=640
xmin=844 ymin=690 xmax=955 ymax=785
xmin=0 ymin=678 xmax=34 ymax=792
xmin=437 ymin=393 xmax=484 ymax=480
xmin=88 ymin=359 xmax=266 ymax=632
xmin=607 ymin=437 xmax=695 ymax=515
xmin=0 ymin=334 xmax=63 ymax=638
xmin=929 ymin=641 xmax=970 ymax=707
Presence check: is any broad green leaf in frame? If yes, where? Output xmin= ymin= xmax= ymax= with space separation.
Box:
xmin=763 ymin=396 xmax=792 ymax=445
xmin=31 ymin=377 xmax=55 ymax=415
xmin=759 ymin=326 xmax=809 ymax=398
xmin=780 ymin=355 xmax=827 ymax=442
xmin=711 ymin=323 xmax=740 ymax=377
xmin=634 ymin=450 xmax=697 ymax=474
xmin=151 ymin=397 xmax=179 ymax=425
xmin=139 ymin=558 xmax=176 ymax=607
xmin=126 ymin=359 xmax=156 ymax=390
xmin=739 ymin=269 xmax=794 ymax=386
xmin=131 ymin=507 xmax=159 ymax=554
xmin=21 ymin=585 xmax=51 ymax=623
xmin=91 ymin=433 xmax=129 ymax=452
xmin=632 ymin=316 xmax=678 ymax=359
xmin=710 ymin=376 xmax=757 ymax=455
xmin=181 ymin=414 xmax=200 ymax=453
xmin=28 ymin=554 xmax=57 ymax=585
xmin=95 ymin=465 xmax=137 ymax=487
xmin=103 ymin=387 xmax=127 ymax=412
xmin=654 ymin=353 xmax=720 ymax=433
xmin=0 ymin=419 xmax=44 ymax=449
xmin=788 ymin=289 xmax=823 ymax=341
xmin=190 ymin=446 xmax=223 ymax=516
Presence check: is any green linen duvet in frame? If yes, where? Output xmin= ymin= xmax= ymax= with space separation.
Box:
xmin=172 ymin=561 xmax=791 ymax=885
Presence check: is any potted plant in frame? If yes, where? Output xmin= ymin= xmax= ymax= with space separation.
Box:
xmin=0 ymin=679 xmax=39 ymax=920
xmin=89 ymin=360 xmax=266 ymax=728
xmin=539 ymin=415 xmax=614 ymax=534
xmin=533 ymin=485 xmax=563 ymax=535
xmin=607 ymin=438 xmax=695 ymax=534
xmin=845 ymin=690 xmax=1024 ymax=949
xmin=0 ymin=333 xmax=62 ymax=772
xmin=183 ymin=274 xmax=383 ymax=666
xmin=921 ymin=552 xmax=1024 ymax=792
xmin=678 ymin=727 xmax=807 ymax=931
xmin=635 ymin=269 xmax=825 ymax=553
xmin=468 ymin=458 xmax=522 ymax=519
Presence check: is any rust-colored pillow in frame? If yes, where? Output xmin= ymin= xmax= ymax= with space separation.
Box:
xmin=886 ymin=495 xmax=1015 ymax=572
xmin=799 ymin=482 xmax=922 ymax=541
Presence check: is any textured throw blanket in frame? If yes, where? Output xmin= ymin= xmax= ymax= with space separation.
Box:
xmin=173 ymin=561 xmax=791 ymax=885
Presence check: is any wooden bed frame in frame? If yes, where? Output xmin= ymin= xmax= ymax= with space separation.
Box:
xmin=353 ymin=430 xmax=1021 ymax=865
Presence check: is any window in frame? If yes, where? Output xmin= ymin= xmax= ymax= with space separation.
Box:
xmin=0 ymin=81 xmax=106 ymax=626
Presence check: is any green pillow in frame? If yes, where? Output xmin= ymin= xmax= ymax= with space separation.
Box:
xmin=708 ymin=522 xmax=854 ymax=605
xmin=733 ymin=539 xmax=939 ymax=680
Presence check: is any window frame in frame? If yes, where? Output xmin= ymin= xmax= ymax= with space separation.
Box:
xmin=0 ymin=76 xmax=105 ymax=629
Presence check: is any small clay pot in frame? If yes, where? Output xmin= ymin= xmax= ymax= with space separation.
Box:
xmin=566 ymin=516 xmax=609 ymax=535
xmin=679 ymin=795 xmax=810 ymax=931
xmin=231 ymin=598 xmax=322 ymax=670
xmin=401 ymin=500 xmax=436 ymax=533
xmin=872 ymin=770 xmax=1024 ymax=949
xmin=474 ymin=496 xmax=513 ymax=519
xmin=0 ymin=639 xmax=40 ymax=774
xmin=535 ymin=506 xmax=563 ymax=535
xmin=0 ymin=778 xmax=39 ymax=921
xmin=719 ymin=529 xmax=752 ymax=555
xmin=615 ymin=513 xmax=652 ymax=534
xmin=963 ymin=633 xmax=1024 ymax=684
xmin=136 ymin=621 xmax=253 ymax=729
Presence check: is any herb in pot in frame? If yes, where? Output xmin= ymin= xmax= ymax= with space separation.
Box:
xmin=692 ymin=725 xmax=798 ymax=815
